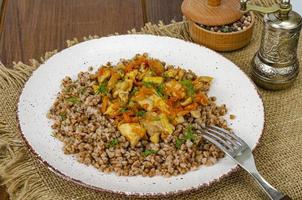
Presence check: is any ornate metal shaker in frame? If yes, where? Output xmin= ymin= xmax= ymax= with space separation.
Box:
xmin=240 ymin=0 xmax=302 ymax=90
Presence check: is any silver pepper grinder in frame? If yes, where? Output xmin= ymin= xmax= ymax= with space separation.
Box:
xmin=240 ymin=0 xmax=302 ymax=90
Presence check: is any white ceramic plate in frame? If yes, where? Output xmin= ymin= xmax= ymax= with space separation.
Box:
xmin=18 ymin=35 xmax=264 ymax=197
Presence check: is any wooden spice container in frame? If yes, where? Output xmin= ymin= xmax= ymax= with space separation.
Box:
xmin=182 ymin=0 xmax=255 ymax=51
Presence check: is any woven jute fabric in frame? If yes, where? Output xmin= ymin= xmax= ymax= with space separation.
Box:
xmin=1 ymin=4 xmax=302 ymax=200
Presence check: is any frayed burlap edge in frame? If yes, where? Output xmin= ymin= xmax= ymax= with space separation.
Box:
xmin=0 ymin=55 xmax=56 ymax=200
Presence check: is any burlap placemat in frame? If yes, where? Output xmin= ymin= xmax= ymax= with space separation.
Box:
xmin=1 ymin=4 xmax=302 ymax=200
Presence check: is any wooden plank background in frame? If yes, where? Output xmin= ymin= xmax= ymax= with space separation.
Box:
xmin=0 ymin=0 xmax=182 ymax=198
xmin=0 ymin=0 xmax=182 ymax=66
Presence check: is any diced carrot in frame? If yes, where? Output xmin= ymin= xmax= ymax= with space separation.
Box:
xmin=134 ymin=55 xmax=147 ymax=66
xmin=174 ymin=90 xmax=185 ymax=100
xmin=142 ymin=104 xmax=149 ymax=110
xmin=125 ymin=63 xmax=134 ymax=73
xmin=122 ymin=111 xmax=138 ymax=123
xmin=147 ymin=60 xmax=164 ymax=75
xmin=194 ymin=94 xmax=201 ymax=103
xmin=194 ymin=92 xmax=208 ymax=105
xmin=169 ymin=106 xmax=184 ymax=116
xmin=176 ymin=110 xmax=190 ymax=116
xmin=98 ymin=68 xmax=106 ymax=76
xmin=124 ymin=56 xmax=147 ymax=73
xmin=184 ymin=103 xmax=198 ymax=111
xmin=123 ymin=112 xmax=132 ymax=123
xmin=167 ymin=96 xmax=178 ymax=107
xmin=134 ymin=87 xmax=154 ymax=101
xmin=142 ymin=87 xmax=154 ymax=95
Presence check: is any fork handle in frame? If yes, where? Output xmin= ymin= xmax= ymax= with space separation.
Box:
xmin=251 ymin=172 xmax=291 ymax=200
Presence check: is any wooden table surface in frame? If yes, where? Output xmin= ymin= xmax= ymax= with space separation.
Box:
xmin=0 ymin=0 xmax=182 ymax=198
xmin=0 ymin=0 xmax=183 ymax=66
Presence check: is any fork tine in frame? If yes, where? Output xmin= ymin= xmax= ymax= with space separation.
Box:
xmin=202 ymin=129 xmax=235 ymax=150
xmin=202 ymin=134 xmax=230 ymax=154
xmin=210 ymin=126 xmax=248 ymax=146
xmin=206 ymin=126 xmax=241 ymax=148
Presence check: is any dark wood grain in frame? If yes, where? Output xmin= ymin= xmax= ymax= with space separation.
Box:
xmin=145 ymin=0 xmax=183 ymax=24
xmin=0 ymin=0 xmax=7 ymax=35
xmin=0 ymin=0 xmax=24 ymax=65
xmin=0 ymin=0 xmax=144 ymax=66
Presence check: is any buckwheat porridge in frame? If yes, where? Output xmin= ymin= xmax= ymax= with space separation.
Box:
xmin=47 ymin=53 xmax=231 ymax=177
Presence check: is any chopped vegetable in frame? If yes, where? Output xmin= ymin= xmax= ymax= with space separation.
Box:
xmin=114 ymin=79 xmax=133 ymax=103
xmin=155 ymin=83 xmax=165 ymax=98
xmin=79 ymin=87 xmax=86 ymax=94
xmin=130 ymin=87 xmax=139 ymax=95
xmin=98 ymin=68 xmax=111 ymax=83
xmin=143 ymin=81 xmax=153 ymax=88
xmin=107 ymin=72 xmax=120 ymax=90
xmin=184 ymin=124 xmax=195 ymax=141
xmin=153 ymin=116 xmax=161 ymax=121
xmin=147 ymin=59 xmax=164 ymax=75
xmin=104 ymin=101 xmax=121 ymax=116
xmin=180 ymin=97 xmax=192 ymax=106
xmin=175 ymin=125 xmax=195 ymax=149
xmin=150 ymin=133 xmax=160 ymax=143
xmin=125 ymin=69 xmax=138 ymax=80
xmin=118 ymin=123 xmax=146 ymax=147
xmin=122 ymin=112 xmax=132 ymax=123
xmin=143 ymin=76 xmax=163 ymax=85
xmin=190 ymin=110 xmax=201 ymax=118
xmin=66 ymin=97 xmax=80 ymax=104
xmin=89 ymin=54 xmax=214 ymax=146
xmin=174 ymin=116 xmax=185 ymax=124
xmin=194 ymin=92 xmax=208 ymax=105
xmin=165 ymin=80 xmax=186 ymax=99
xmin=96 ymin=83 xmax=108 ymax=95
xmin=136 ymin=110 xmax=146 ymax=117
xmin=120 ymin=107 xmax=128 ymax=113
xmin=63 ymin=87 xmax=71 ymax=93
xmin=59 ymin=112 xmax=66 ymax=121
xmin=180 ymin=79 xmax=195 ymax=96
xmin=101 ymin=96 xmax=109 ymax=113
xmin=142 ymin=149 xmax=158 ymax=156
xmin=198 ymin=76 xmax=213 ymax=82
xmin=107 ymin=139 xmax=119 ymax=148
xmin=159 ymin=113 xmax=175 ymax=135
xmin=175 ymin=138 xmax=184 ymax=149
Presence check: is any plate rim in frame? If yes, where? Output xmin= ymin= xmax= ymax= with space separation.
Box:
xmin=17 ymin=34 xmax=266 ymax=197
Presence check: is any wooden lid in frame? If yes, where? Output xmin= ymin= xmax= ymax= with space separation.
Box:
xmin=181 ymin=0 xmax=243 ymax=26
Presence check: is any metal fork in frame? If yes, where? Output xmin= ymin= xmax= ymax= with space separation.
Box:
xmin=201 ymin=125 xmax=291 ymax=200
